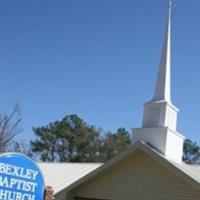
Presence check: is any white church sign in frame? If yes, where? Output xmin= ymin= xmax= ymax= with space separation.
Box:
xmin=0 ymin=153 xmax=45 ymax=200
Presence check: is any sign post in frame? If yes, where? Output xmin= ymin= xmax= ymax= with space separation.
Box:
xmin=0 ymin=153 xmax=45 ymax=200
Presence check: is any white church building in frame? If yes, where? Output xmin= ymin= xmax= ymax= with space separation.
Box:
xmin=39 ymin=2 xmax=200 ymax=200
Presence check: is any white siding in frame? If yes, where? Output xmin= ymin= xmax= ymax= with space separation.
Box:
xmin=74 ymin=150 xmax=200 ymax=200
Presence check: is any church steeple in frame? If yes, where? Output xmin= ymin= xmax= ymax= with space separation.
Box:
xmin=153 ymin=1 xmax=172 ymax=103
xmin=133 ymin=2 xmax=185 ymax=164
xmin=142 ymin=1 xmax=178 ymax=131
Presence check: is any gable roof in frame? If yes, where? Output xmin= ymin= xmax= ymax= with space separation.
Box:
xmin=170 ymin=160 xmax=200 ymax=186
xmin=39 ymin=162 xmax=102 ymax=194
xmin=38 ymin=141 xmax=200 ymax=195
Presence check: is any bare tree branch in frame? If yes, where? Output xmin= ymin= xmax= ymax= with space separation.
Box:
xmin=0 ymin=105 xmax=22 ymax=152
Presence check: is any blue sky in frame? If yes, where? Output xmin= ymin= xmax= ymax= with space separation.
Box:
xmin=1 ymin=0 xmax=200 ymax=144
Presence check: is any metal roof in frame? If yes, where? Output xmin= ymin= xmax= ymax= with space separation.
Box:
xmin=38 ymin=163 xmax=102 ymax=194
xmin=38 ymin=142 xmax=200 ymax=195
xmin=171 ymin=161 xmax=200 ymax=184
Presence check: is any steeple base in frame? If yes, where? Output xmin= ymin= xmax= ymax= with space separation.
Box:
xmin=143 ymin=100 xmax=179 ymax=131
xmin=132 ymin=127 xmax=185 ymax=163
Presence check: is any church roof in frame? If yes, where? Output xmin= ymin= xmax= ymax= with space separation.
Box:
xmin=171 ymin=160 xmax=200 ymax=186
xmin=38 ymin=162 xmax=102 ymax=194
xmin=38 ymin=141 xmax=200 ymax=196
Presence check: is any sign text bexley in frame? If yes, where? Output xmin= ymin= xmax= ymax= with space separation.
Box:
xmin=0 ymin=154 xmax=45 ymax=200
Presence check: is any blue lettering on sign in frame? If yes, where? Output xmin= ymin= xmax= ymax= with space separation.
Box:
xmin=0 ymin=153 xmax=45 ymax=200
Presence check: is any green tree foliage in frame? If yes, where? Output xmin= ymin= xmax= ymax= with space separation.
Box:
xmin=31 ymin=115 xmax=131 ymax=162
xmin=100 ymin=128 xmax=131 ymax=161
xmin=183 ymin=139 xmax=200 ymax=164
xmin=31 ymin=115 xmax=102 ymax=162
xmin=31 ymin=114 xmax=200 ymax=164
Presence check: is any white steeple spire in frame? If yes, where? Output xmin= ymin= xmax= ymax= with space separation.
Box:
xmin=133 ymin=1 xmax=185 ymax=164
xmin=142 ymin=1 xmax=178 ymax=130
xmin=153 ymin=1 xmax=173 ymax=102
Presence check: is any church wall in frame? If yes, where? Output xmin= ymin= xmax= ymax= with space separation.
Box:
xmin=55 ymin=190 xmax=74 ymax=200
xmin=73 ymin=150 xmax=200 ymax=200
